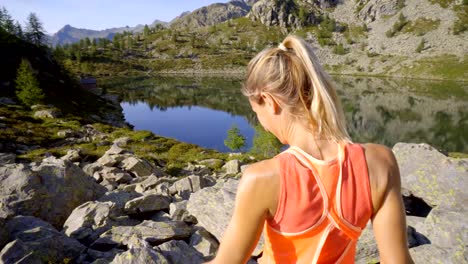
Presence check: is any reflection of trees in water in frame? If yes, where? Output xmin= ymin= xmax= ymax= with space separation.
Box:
xmin=102 ymin=75 xmax=468 ymax=153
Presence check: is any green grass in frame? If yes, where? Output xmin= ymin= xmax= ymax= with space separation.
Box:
xmin=428 ymin=0 xmax=456 ymax=8
xmin=397 ymin=54 xmax=468 ymax=81
xmin=453 ymin=5 xmax=468 ymax=35
xmin=403 ymin=18 xmax=441 ymax=36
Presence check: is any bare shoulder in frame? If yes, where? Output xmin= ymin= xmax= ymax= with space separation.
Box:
xmin=361 ymin=143 xmax=401 ymax=213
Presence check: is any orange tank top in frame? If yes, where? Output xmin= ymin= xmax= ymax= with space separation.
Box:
xmin=258 ymin=143 xmax=373 ymax=264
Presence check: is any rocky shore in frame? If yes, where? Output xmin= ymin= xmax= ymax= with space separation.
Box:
xmin=1 ymin=131 xmax=467 ymax=263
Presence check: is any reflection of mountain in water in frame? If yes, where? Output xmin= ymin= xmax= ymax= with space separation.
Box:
xmin=101 ymin=75 xmax=467 ymax=153
xmin=101 ymin=75 xmax=257 ymax=124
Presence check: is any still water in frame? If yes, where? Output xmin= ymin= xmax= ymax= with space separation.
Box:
xmin=101 ymin=75 xmax=468 ymax=153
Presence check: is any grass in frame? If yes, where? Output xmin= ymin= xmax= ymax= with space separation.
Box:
xmin=453 ymin=5 xmax=468 ymax=35
xmin=397 ymin=54 xmax=468 ymax=81
xmin=403 ymin=18 xmax=441 ymax=36
xmin=428 ymin=0 xmax=456 ymax=8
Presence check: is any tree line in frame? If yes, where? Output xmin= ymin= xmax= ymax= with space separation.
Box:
xmin=0 ymin=6 xmax=46 ymax=46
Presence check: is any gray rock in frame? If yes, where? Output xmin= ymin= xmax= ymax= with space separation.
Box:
xmin=33 ymin=109 xmax=61 ymax=119
xmin=57 ymin=129 xmax=76 ymax=138
xmin=111 ymin=247 xmax=169 ymax=264
xmin=98 ymin=220 xmax=193 ymax=247
xmin=409 ymin=244 xmax=461 ymax=264
xmin=358 ymin=0 xmax=400 ymax=23
xmin=0 ymin=97 xmax=16 ymax=105
xmin=0 ymin=217 xmax=9 ymax=250
xmin=87 ymin=248 xmax=125 ymax=263
xmin=3 ymin=216 xmax=85 ymax=262
xmin=355 ymin=223 xmax=379 ymax=263
xmin=222 ymin=159 xmax=241 ymax=174
xmin=422 ymin=206 xmax=468 ymax=249
xmin=189 ymin=226 xmax=219 ymax=257
xmin=98 ymin=167 xmax=133 ymax=184
xmin=0 ymin=239 xmax=42 ymax=264
xmin=121 ymin=157 xmax=155 ymax=177
xmin=187 ymin=179 xmax=264 ymax=256
xmin=0 ymin=158 xmax=106 ymax=228
xmin=98 ymin=190 xmax=142 ymax=210
xmin=96 ymin=153 xmax=126 ymax=167
xmin=169 ymin=200 xmax=197 ymax=224
xmin=0 ymin=153 xmax=15 ymax=165
xmin=113 ymin=137 xmax=133 ymax=147
xmin=157 ymin=240 xmax=205 ymax=264
xmin=393 ymin=143 xmax=468 ymax=209
xmin=60 ymin=149 xmax=82 ymax=162
xmin=170 ymin=175 xmax=207 ymax=199
xmin=83 ymin=163 xmax=103 ymax=177
xmin=124 ymin=194 xmax=171 ymax=214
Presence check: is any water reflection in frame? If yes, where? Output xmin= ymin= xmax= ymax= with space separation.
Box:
xmin=101 ymin=75 xmax=468 ymax=153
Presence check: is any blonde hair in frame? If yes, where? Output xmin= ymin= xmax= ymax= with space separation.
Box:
xmin=242 ymin=35 xmax=350 ymax=142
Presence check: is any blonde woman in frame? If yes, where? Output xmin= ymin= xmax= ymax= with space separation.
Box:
xmin=208 ymin=35 xmax=414 ymax=264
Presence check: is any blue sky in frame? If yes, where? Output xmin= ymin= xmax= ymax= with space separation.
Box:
xmin=0 ymin=0 xmax=229 ymax=34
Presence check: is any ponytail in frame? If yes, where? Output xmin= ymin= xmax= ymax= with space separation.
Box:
xmin=243 ymin=35 xmax=350 ymax=142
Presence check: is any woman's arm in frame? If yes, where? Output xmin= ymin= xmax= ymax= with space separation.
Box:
xmin=207 ymin=159 xmax=279 ymax=264
xmin=365 ymin=144 xmax=414 ymax=264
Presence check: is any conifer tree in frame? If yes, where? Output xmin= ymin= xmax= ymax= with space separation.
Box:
xmin=15 ymin=59 xmax=45 ymax=107
xmin=25 ymin=12 xmax=45 ymax=46
xmin=224 ymin=124 xmax=246 ymax=151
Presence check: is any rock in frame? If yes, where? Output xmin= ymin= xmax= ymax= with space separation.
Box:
xmin=421 ymin=206 xmax=468 ymax=249
xmin=241 ymin=164 xmax=250 ymax=173
xmin=0 ymin=240 xmax=42 ymax=264
xmin=157 ymin=240 xmax=205 ymax=264
xmin=106 ymin=144 xmax=127 ymax=155
xmin=113 ymin=137 xmax=133 ymax=147
xmin=57 ymin=129 xmax=76 ymax=138
xmin=0 ymin=97 xmax=16 ymax=105
xmin=33 ymin=109 xmax=61 ymax=119
xmin=189 ymin=226 xmax=220 ymax=257
xmin=355 ymin=223 xmax=379 ymax=263
xmin=358 ymin=0 xmax=400 ymax=23
xmin=83 ymin=163 xmax=103 ymax=177
xmin=409 ymin=244 xmax=460 ymax=264
xmin=97 ymin=167 xmax=133 ymax=185
xmin=187 ymin=179 xmax=264 ymax=256
xmin=170 ymin=175 xmax=207 ymax=199
xmin=86 ymin=248 xmax=124 ymax=263
xmin=0 ymin=153 xmax=16 ymax=165
xmin=3 ymin=216 xmax=85 ymax=262
xmin=0 ymin=157 xmax=106 ymax=228
xmin=0 ymin=217 xmax=9 ymax=249
xmin=393 ymin=143 xmax=468 ymax=209
xmin=124 ymin=194 xmax=171 ymax=214
xmin=222 ymin=159 xmax=241 ymax=174
xmin=111 ymin=247 xmax=169 ymax=264
xmin=199 ymin=158 xmax=224 ymax=169
xmin=60 ymin=149 xmax=82 ymax=162
xmin=121 ymin=156 xmax=155 ymax=177
xmin=169 ymin=201 xmax=197 ymax=224
xmin=96 ymin=153 xmax=126 ymax=167
xmin=97 ymin=220 xmax=193 ymax=247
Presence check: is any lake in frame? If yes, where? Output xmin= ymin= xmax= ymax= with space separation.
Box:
xmin=100 ymin=75 xmax=468 ymax=153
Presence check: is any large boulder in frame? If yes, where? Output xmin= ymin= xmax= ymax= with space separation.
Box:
xmin=111 ymin=246 xmax=169 ymax=264
xmin=357 ymin=0 xmax=401 ymax=23
xmin=187 ymin=179 xmax=264 ymax=256
xmin=124 ymin=194 xmax=171 ymax=214
xmin=95 ymin=220 xmax=193 ymax=248
xmin=0 ymin=157 xmax=106 ymax=228
xmin=0 ymin=216 xmax=85 ymax=262
xmin=393 ymin=143 xmax=468 ymax=209
xmin=170 ymin=175 xmax=208 ymax=199
xmin=157 ymin=240 xmax=205 ymax=264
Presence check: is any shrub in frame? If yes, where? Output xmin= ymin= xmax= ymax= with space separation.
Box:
xmin=15 ymin=59 xmax=44 ymax=107
xmin=249 ymin=125 xmax=282 ymax=159
xmin=224 ymin=124 xmax=246 ymax=151
xmin=415 ymin=38 xmax=425 ymax=53
xmin=333 ymin=43 xmax=348 ymax=55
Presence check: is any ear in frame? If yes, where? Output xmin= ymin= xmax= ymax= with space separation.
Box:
xmin=260 ymin=92 xmax=282 ymax=115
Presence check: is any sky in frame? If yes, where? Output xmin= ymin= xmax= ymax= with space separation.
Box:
xmin=0 ymin=0 xmax=230 ymax=34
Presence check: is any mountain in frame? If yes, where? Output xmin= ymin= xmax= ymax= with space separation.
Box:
xmin=50 ymin=20 xmax=167 ymax=46
xmin=170 ymin=0 xmax=256 ymax=28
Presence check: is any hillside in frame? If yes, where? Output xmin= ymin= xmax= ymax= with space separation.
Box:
xmin=57 ymin=0 xmax=467 ymax=81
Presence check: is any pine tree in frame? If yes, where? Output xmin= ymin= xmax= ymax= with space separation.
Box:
xmin=14 ymin=21 xmax=23 ymax=39
xmin=0 ymin=7 xmax=15 ymax=34
xmin=224 ymin=124 xmax=246 ymax=151
xmin=25 ymin=13 xmax=45 ymax=46
xmin=250 ymin=125 xmax=282 ymax=158
xmin=15 ymin=59 xmax=45 ymax=107
xmin=144 ymin=24 xmax=150 ymax=36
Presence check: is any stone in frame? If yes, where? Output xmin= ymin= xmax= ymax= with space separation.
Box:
xmin=111 ymin=247 xmax=169 ymax=264
xmin=222 ymin=159 xmax=241 ymax=174
xmin=96 ymin=153 xmax=126 ymax=167
xmin=393 ymin=143 xmax=468 ymax=210
xmin=0 ymin=158 xmax=106 ymax=228
xmin=187 ymin=179 xmax=264 ymax=256
xmin=121 ymin=157 xmax=155 ymax=177
xmin=33 ymin=109 xmax=61 ymax=119
xmin=113 ymin=137 xmax=133 ymax=147
xmin=57 ymin=129 xmax=76 ymax=138
xmin=98 ymin=190 xmax=142 ymax=212
xmin=83 ymin=163 xmax=103 ymax=177
xmin=409 ymin=244 xmax=461 ymax=264
xmin=157 ymin=240 xmax=205 ymax=264
xmin=60 ymin=149 xmax=82 ymax=162
xmin=170 ymin=175 xmax=207 ymax=200
xmin=199 ymin=158 xmax=224 ymax=169
xmin=189 ymin=226 xmax=220 ymax=257
xmin=0 ymin=153 xmax=15 ymax=165
xmin=0 ymin=240 xmax=42 ymax=264
xmin=86 ymin=248 xmax=124 ymax=263
xmin=98 ymin=167 xmax=133 ymax=184
xmin=124 ymin=194 xmax=171 ymax=214
xmin=169 ymin=200 xmax=197 ymax=224
xmin=0 ymin=217 xmax=9 ymax=249
xmin=3 ymin=216 xmax=85 ymax=262
xmin=98 ymin=220 xmax=193 ymax=247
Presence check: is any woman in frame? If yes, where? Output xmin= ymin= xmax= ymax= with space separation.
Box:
xmin=208 ymin=35 xmax=414 ymax=264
